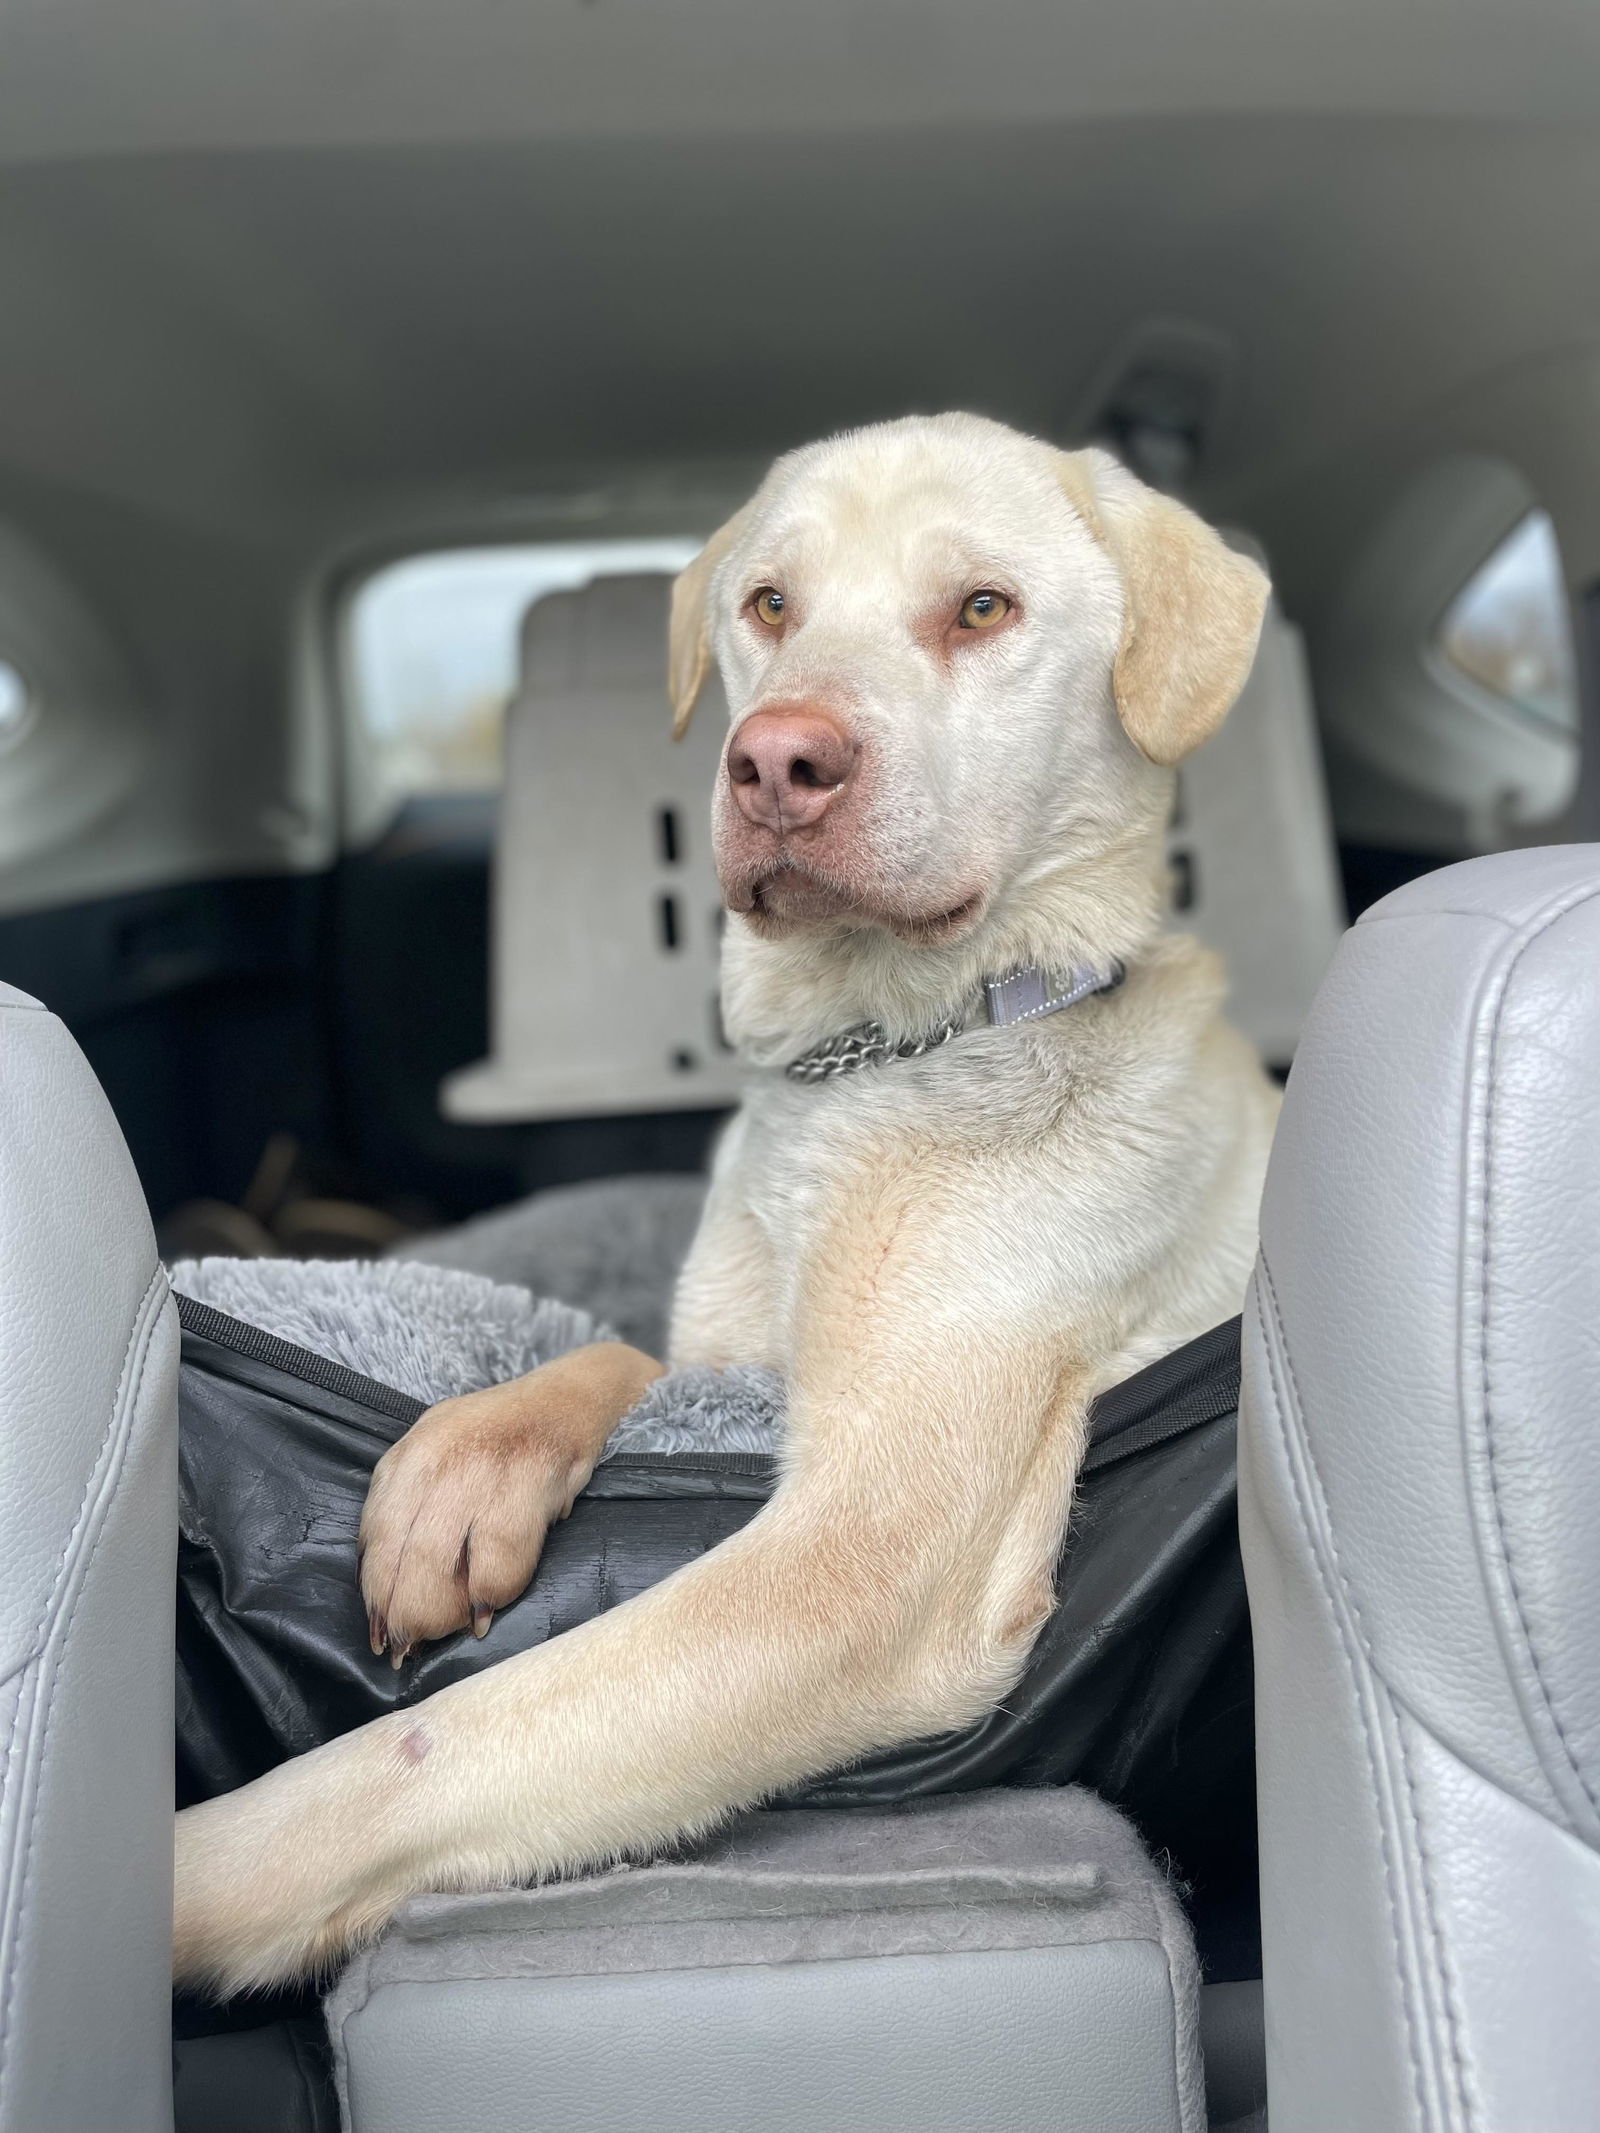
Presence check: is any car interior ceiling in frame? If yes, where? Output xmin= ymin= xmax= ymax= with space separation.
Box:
xmin=1 ymin=13 xmax=1598 ymax=2113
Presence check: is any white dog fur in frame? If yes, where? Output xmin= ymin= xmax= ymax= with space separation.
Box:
xmin=172 ymin=412 xmax=1279 ymax=1993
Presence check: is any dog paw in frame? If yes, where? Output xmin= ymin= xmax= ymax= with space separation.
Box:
xmin=359 ymin=1382 xmax=592 ymax=1662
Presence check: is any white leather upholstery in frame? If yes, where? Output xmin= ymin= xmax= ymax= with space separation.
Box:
xmin=443 ymin=573 xmax=739 ymax=1122
xmin=0 ymin=979 xmax=178 ymax=2133
xmin=1240 ymin=845 xmax=1600 ymax=2131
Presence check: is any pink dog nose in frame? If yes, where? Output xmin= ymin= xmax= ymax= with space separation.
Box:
xmin=727 ymin=708 xmax=857 ymax=831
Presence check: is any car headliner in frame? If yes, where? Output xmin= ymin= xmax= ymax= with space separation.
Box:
xmin=0 ymin=1 xmax=1598 ymax=569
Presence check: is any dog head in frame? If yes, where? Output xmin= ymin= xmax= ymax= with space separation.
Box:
xmin=671 ymin=412 xmax=1268 ymax=948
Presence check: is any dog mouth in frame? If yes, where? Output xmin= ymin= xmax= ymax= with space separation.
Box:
xmin=888 ymin=892 xmax=986 ymax=945
xmin=732 ymin=865 xmax=986 ymax=945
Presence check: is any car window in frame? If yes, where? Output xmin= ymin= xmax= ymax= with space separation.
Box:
xmin=345 ymin=539 xmax=702 ymax=804
xmin=1436 ymin=510 xmax=1578 ymax=735
xmin=0 ymin=660 xmax=32 ymax=752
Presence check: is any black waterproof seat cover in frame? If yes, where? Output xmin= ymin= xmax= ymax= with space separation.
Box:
xmin=175 ymin=1298 xmax=1250 ymax=1898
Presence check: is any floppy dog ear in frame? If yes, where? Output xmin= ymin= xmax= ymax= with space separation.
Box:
xmin=1056 ymin=448 xmax=1269 ymax=766
xmin=668 ymin=505 xmax=753 ymax=738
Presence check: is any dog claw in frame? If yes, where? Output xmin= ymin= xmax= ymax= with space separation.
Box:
xmin=389 ymin=1640 xmax=411 ymax=1671
xmin=369 ymin=1614 xmax=387 ymax=1657
xmin=472 ymin=1604 xmax=494 ymax=1639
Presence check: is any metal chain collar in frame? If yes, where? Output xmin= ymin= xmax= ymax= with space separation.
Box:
xmin=783 ymin=960 xmax=1125 ymax=1084
xmin=784 ymin=1015 xmax=963 ymax=1084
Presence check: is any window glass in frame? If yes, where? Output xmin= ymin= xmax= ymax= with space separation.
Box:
xmin=346 ymin=539 xmax=702 ymax=800
xmin=1436 ymin=510 xmax=1578 ymax=733
xmin=0 ymin=660 xmax=33 ymax=751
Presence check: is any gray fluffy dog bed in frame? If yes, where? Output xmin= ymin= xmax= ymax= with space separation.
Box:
xmin=384 ymin=1173 xmax=709 ymax=1358
xmin=172 ymin=1224 xmax=784 ymax=1464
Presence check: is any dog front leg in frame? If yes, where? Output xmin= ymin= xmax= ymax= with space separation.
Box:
xmin=176 ymin=1191 xmax=1095 ymax=1996
xmin=173 ymin=1469 xmax=1006 ymax=1995
xmin=176 ymin=1341 xmax=1089 ymax=1998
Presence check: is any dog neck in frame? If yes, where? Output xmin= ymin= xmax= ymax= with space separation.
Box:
xmin=719 ymin=824 xmax=1167 ymax=1070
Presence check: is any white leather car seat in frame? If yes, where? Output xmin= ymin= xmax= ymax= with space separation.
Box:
xmin=1242 ymin=843 xmax=1600 ymax=2130
xmin=0 ymin=980 xmax=179 ymax=2133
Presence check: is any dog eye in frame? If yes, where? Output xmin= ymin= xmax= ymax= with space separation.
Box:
xmin=752 ymin=588 xmax=786 ymax=627
xmin=958 ymin=590 xmax=1011 ymax=630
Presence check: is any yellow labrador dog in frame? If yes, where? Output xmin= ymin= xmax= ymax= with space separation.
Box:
xmin=174 ymin=412 xmax=1280 ymax=1992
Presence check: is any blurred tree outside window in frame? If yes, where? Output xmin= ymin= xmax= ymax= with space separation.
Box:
xmin=347 ymin=540 xmax=700 ymax=802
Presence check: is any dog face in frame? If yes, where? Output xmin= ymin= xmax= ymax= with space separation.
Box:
xmin=671 ymin=413 xmax=1267 ymax=947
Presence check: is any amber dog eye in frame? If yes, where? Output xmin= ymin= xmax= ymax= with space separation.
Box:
xmin=958 ymin=590 xmax=1011 ymax=630
xmin=753 ymin=588 xmax=786 ymax=627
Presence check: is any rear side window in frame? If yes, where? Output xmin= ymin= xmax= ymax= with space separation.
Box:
xmin=1436 ymin=510 xmax=1578 ymax=735
xmin=0 ymin=659 xmax=33 ymax=751
xmin=345 ymin=539 xmax=701 ymax=806
xmin=1320 ymin=460 xmax=1581 ymax=879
